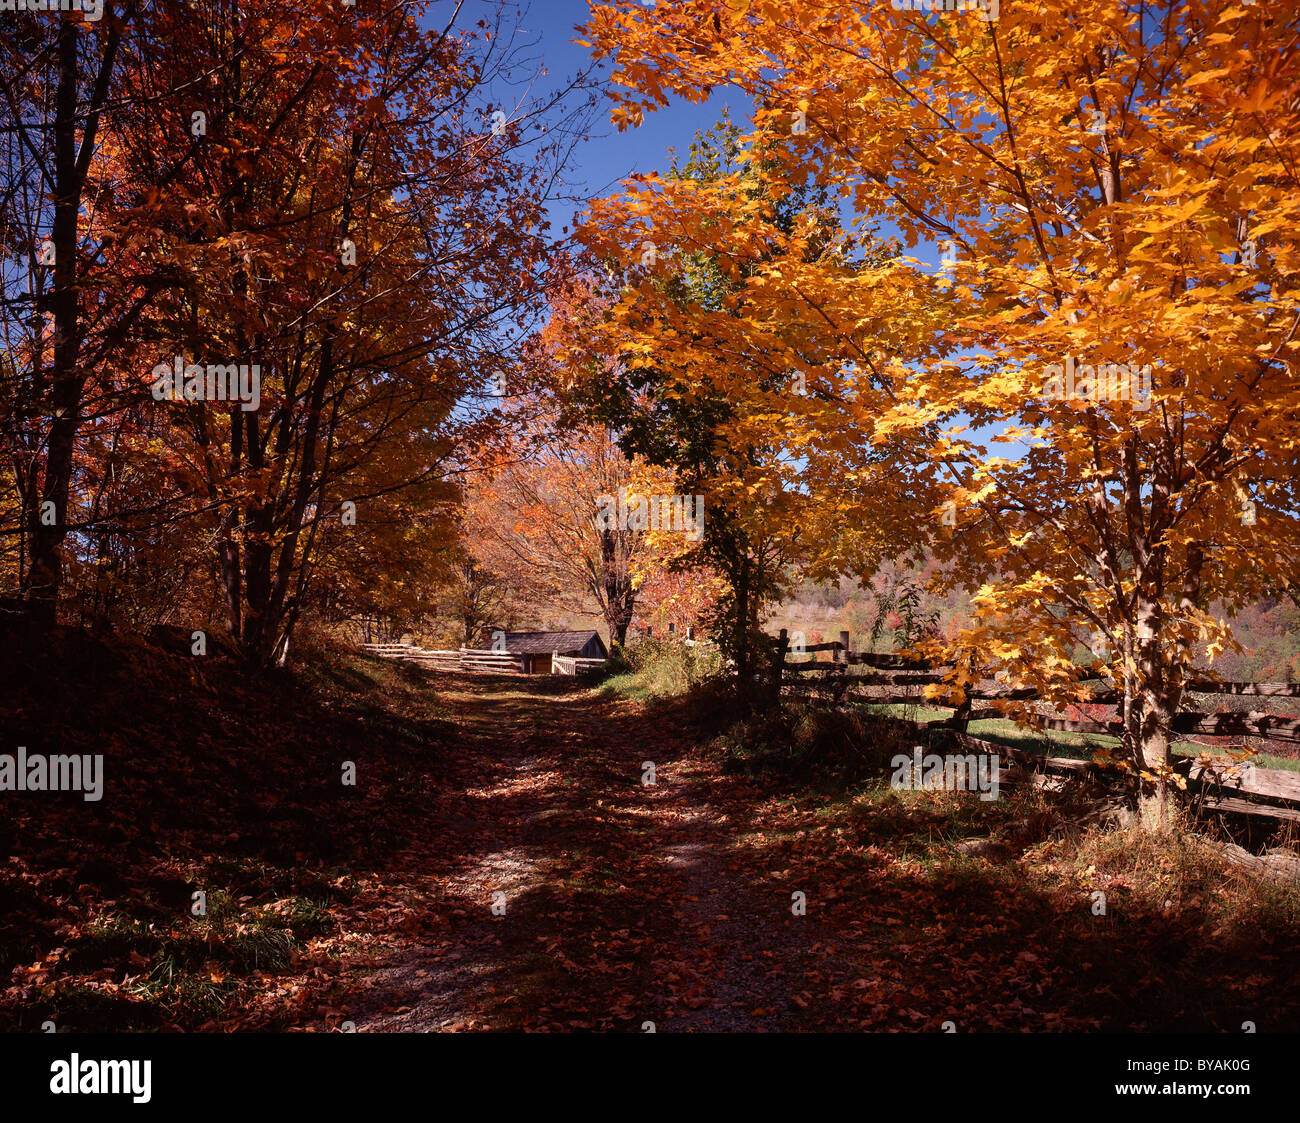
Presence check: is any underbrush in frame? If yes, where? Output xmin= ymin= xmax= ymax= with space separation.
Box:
xmin=598 ymin=636 xmax=722 ymax=701
xmin=42 ymin=881 xmax=348 ymax=1030
xmin=713 ymin=701 xmax=923 ymax=788
xmin=807 ymin=782 xmax=1300 ymax=1028
xmin=1059 ymin=818 xmax=1300 ymax=938
xmin=0 ymin=626 xmax=441 ymax=1031
xmin=715 ymin=698 xmax=1300 ymax=934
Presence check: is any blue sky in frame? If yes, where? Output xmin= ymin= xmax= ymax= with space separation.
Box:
xmin=496 ymin=1 xmax=752 ymax=233
xmin=460 ymin=1 xmax=1005 ymax=453
xmin=500 ymin=1 xmax=959 ymax=273
xmin=456 ymin=1 xmax=953 ymax=267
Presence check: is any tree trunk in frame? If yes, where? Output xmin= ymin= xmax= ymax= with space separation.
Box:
xmin=1127 ymin=592 xmax=1175 ymax=832
xmin=734 ymin=552 xmax=753 ymax=709
xmin=26 ymin=20 xmax=85 ymax=631
xmin=22 ymin=12 xmax=123 ymax=631
xmin=599 ymin=526 xmax=636 ymax=650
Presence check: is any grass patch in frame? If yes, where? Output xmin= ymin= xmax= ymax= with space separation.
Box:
xmin=47 ymin=888 xmax=338 ymax=1030
xmin=1057 ymin=818 xmax=1300 ymax=941
xmin=598 ymin=636 xmax=722 ymax=701
xmin=714 ymin=703 xmax=922 ymax=788
xmin=848 ymin=701 xmax=1300 ymax=773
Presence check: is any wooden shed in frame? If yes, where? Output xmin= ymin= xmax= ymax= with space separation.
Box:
xmin=499 ymin=630 xmax=608 ymax=674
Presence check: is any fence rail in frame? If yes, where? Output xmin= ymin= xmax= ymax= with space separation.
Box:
xmin=551 ymin=655 xmax=607 ymax=676
xmin=359 ymin=643 xmax=525 ymax=673
xmin=360 ymin=642 xmax=608 ymax=676
xmin=768 ymin=630 xmax=1300 ymax=822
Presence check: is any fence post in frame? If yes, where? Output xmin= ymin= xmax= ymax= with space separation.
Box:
xmin=773 ymin=628 xmax=790 ymax=697
xmin=950 ymin=653 xmax=974 ymax=734
xmin=821 ymin=631 xmax=849 ymax=705
xmin=952 ymin=695 xmax=972 ymax=734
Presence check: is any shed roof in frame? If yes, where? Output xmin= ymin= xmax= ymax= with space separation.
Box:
xmin=501 ymin=630 xmax=604 ymax=655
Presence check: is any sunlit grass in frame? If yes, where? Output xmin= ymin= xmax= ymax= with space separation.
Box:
xmin=846 ymin=702 xmax=1300 ymax=773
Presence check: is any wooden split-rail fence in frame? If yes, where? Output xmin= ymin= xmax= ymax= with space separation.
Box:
xmin=360 ymin=643 xmax=517 ymax=672
xmin=769 ymin=630 xmax=1300 ymax=824
xmin=359 ymin=643 xmax=605 ymax=676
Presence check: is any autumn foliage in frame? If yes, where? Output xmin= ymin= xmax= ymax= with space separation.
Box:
xmin=1 ymin=2 xmax=564 ymax=664
xmin=576 ymin=0 xmax=1300 ymax=816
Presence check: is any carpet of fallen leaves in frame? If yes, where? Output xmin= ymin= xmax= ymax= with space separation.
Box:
xmin=2 ymin=632 xmax=1299 ymax=1032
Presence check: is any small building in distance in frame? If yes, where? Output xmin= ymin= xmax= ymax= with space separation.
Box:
xmin=493 ymin=629 xmax=609 ymax=674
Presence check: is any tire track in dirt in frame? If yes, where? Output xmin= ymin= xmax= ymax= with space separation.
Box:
xmin=343 ymin=679 xmax=559 ymax=1031
xmin=338 ymin=675 xmax=809 ymax=1032
xmin=642 ymin=761 xmax=808 ymax=1032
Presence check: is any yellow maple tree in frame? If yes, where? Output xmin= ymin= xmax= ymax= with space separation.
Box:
xmin=582 ymin=0 xmax=1300 ymax=824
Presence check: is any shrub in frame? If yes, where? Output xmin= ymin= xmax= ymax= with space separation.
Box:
xmin=600 ymin=635 xmax=722 ymax=700
xmin=715 ymin=701 xmax=922 ymax=787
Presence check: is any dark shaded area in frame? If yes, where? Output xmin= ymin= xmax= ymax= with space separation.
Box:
xmin=2 ymin=631 xmax=1298 ymax=1032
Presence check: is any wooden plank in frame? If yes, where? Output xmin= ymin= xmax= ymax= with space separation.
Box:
xmin=1187 ymin=760 xmax=1300 ymax=803
xmin=784 ymin=674 xmax=1113 ymax=703
xmin=1172 ymin=712 xmax=1300 ymax=744
xmin=796 ymin=678 xmax=1300 ymax=700
xmin=956 ymin=683 xmax=1113 ymax=702
xmin=773 ymin=644 xmax=938 ymax=669
xmin=934 ymin=705 xmax=1300 ymax=749
xmin=783 ymin=663 xmax=949 ymax=683
xmin=856 ymin=671 xmax=952 ymax=685
xmin=782 ymin=685 xmax=940 ymax=708
xmin=845 ymin=652 xmax=943 ymax=670
xmin=778 ymin=654 xmax=1298 ymax=699
xmin=948 ymin=731 xmax=1098 ymax=776
xmin=459 ymin=653 xmax=525 ymax=672
xmin=1186 ymin=680 xmax=1300 ymax=697
xmin=1197 ymin=793 xmax=1300 ymax=824
xmin=968 ymin=686 xmax=1048 ymax=701
xmin=781 ymin=677 xmax=846 ymax=691
xmin=948 ymin=723 xmax=1300 ymax=807
xmin=842 ymin=692 xmax=950 ymax=707
xmin=1203 ymin=841 xmax=1300 ymax=879
xmin=958 ymin=733 xmax=1300 ymax=810
xmin=934 ymin=734 xmax=1300 ymax=822
xmin=1035 ymin=715 xmax=1123 ymax=736
xmin=791 ymin=685 xmax=1300 ymax=747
